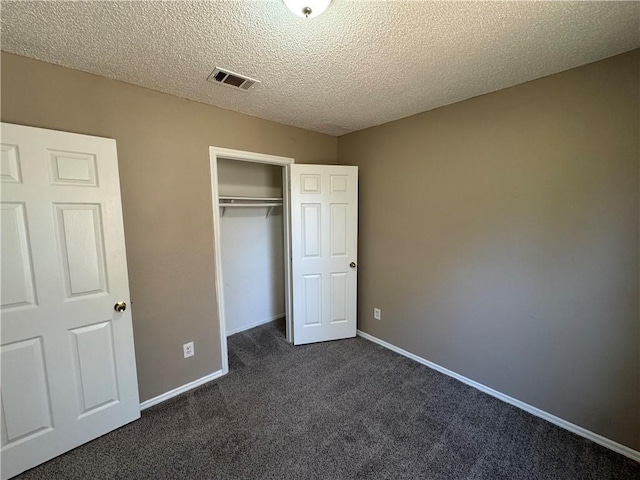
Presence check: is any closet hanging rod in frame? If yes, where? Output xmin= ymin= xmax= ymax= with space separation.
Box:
xmin=219 ymin=203 xmax=282 ymax=208
xmin=218 ymin=196 xmax=283 ymax=202
xmin=218 ymin=200 xmax=283 ymax=218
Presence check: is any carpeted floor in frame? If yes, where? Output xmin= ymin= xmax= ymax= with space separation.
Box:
xmin=16 ymin=319 xmax=640 ymax=479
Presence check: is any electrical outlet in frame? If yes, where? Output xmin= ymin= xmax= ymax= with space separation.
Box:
xmin=183 ymin=341 xmax=194 ymax=358
xmin=374 ymin=308 xmax=381 ymax=320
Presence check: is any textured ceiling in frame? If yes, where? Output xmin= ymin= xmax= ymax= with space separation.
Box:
xmin=1 ymin=1 xmax=639 ymax=136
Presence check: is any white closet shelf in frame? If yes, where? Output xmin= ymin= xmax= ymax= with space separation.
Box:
xmin=221 ymin=203 xmax=282 ymax=207
xmin=219 ymin=196 xmax=282 ymax=201
xmin=218 ymin=196 xmax=283 ymax=218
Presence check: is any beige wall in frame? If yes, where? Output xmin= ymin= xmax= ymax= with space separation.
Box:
xmin=338 ymin=50 xmax=640 ymax=450
xmin=0 ymin=53 xmax=337 ymax=402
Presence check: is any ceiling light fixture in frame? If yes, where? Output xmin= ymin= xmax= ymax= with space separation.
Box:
xmin=283 ymin=0 xmax=331 ymax=19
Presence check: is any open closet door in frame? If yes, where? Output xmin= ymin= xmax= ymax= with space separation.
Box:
xmin=289 ymin=165 xmax=358 ymax=345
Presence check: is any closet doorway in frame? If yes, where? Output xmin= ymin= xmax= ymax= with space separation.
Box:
xmin=209 ymin=147 xmax=294 ymax=375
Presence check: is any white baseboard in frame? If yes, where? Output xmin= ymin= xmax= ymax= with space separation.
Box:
xmin=226 ymin=313 xmax=285 ymax=337
xmin=356 ymin=330 xmax=640 ymax=463
xmin=139 ymin=369 xmax=225 ymax=410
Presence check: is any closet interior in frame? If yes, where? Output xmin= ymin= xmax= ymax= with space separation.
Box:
xmin=217 ymin=158 xmax=286 ymax=336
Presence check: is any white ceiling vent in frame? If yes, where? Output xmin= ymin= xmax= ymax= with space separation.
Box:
xmin=206 ymin=67 xmax=259 ymax=91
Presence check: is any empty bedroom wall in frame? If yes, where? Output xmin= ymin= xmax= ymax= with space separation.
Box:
xmin=338 ymin=50 xmax=640 ymax=450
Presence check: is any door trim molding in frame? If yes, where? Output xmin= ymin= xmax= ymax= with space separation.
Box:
xmin=139 ymin=370 xmax=225 ymax=410
xmin=209 ymin=147 xmax=294 ymax=376
xmin=356 ymin=330 xmax=640 ymax=463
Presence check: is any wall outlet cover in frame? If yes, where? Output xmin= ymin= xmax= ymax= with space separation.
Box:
xmin=374 ymin=308 xmax=381 ymax=320
xmin=183 ymin=341 xmax=194 ymax=358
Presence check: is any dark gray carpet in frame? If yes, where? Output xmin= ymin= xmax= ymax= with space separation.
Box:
xmin=16 ymin=319 xmax=640 ymax=479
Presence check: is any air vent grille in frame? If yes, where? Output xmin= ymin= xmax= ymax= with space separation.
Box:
xmin=207 ymin=67 xmax=260 ymax=92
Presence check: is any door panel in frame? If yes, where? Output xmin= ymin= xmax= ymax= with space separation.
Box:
xmin=290 ymin=165 xmax=358 ymax=345
xmin=0 ymin=123 xmax=140 ymax=479
xmin=48 ymin=150 xmax=98 ymax=186
xmin=70 ymin=321 xmax=119 ymax=415
xmin=301 ymin=204 xmax=321 ymax=257
xmin=53 ymin=203 xmax=108 ymax=297
xmin=330 ymin=204 xmax=348 ymax=256
xmin=0 ymin=144 xmax=22 ymax=183
xmin=0 ymin=338 xmax=53 ymax=447
xmin=1 ymin=203 xmax=37 ymax=309
xmin=330 ymin=272 xmax=348 ymax=323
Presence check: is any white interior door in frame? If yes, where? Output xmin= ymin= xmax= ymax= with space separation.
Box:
xmin=290 ymin=165 xmax=358 ymax=345
xmin=0 ymin=123 xmax=140 ymax=479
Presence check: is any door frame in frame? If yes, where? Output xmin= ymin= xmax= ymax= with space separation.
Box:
xmin=209 ymin=147 xmax=295 ymax=375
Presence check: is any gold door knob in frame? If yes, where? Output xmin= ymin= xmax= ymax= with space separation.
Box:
xmin=114 ymin=301 xmax=127 ymax=312
xmin=350 ymin=262 xmax=357 ymax=269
